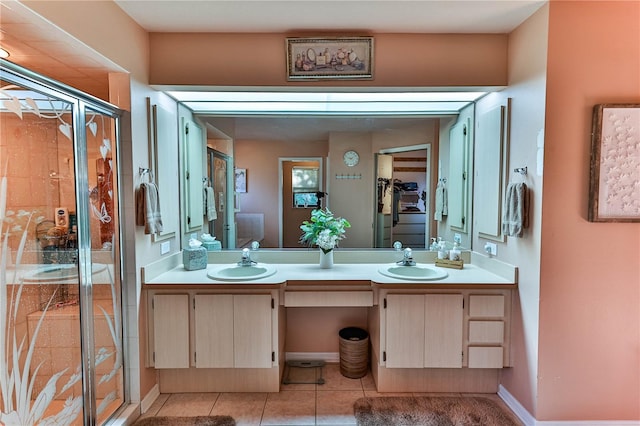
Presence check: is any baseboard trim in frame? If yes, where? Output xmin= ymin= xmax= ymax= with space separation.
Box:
xmin=498 ymin=384 xmax=536 ymax=426
xmin=498 ymin=385 xmax=640 ymax=426
xmin=140 ymin=384 xmax=160 ymax=414
xmin=285 ymin=352 xmax=340 ymax=363
xmin=106 ymin=403 xmax=140 ymax=426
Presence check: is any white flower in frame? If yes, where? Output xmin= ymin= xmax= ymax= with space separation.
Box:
xmin=316 ymin=229 xmax=338 ymax=251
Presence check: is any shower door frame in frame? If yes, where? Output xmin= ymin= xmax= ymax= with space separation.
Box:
xmin=0 ymin=60 xmax=127 ymax=425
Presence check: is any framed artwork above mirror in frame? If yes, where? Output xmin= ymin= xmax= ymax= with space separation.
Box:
xmin=286 ymin=36 xmax=374 ymax=80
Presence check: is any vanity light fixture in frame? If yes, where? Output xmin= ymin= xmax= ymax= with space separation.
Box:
xmin=164 ymin=90 xmax=489 ymax=116
xmin=0 ymin=48 xmax=10 ymax=58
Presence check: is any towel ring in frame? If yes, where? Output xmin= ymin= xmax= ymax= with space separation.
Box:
xmin=138 ymin=167 xmax=154 ymax=183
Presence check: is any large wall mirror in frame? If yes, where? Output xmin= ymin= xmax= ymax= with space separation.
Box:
xmin=172 ymin=91 xmax=500 ymax=251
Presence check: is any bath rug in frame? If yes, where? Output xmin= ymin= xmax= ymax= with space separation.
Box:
xmin=354 ymin=396 xmax=520 ymax=426
xmin=132 ymin=415 xmax=235 ymax=426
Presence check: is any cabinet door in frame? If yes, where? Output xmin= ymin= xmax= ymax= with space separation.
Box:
xmin=385 ymin=294 xmax=425 ymax=368
xmin=153 ymin=294 xmax=190 ymax=369
xmin=194 ymin=294 xmax=234 ymax=368
xmin=233 ymin=294 xmax=273 ymax=368
xmin=424 ymin=294 xmax=463 ymax=368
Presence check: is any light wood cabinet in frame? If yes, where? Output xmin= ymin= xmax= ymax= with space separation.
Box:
xmin=232 ymin=294 xmax=273 ymax=368
xmin=148 ymin=289 xmax=282 ymax=392
xmin=193 ymin=294 xmax=234 ymax=368
xmin=384 ymin=293 xmax=463 ymax=368
xmin=467 ymin=294 xmax=508 ymax=368
xmin=152 ymin=294 xmax=190 ymax=369
xmin=194 ymin=293 xmax=273 ymax=368
xmin=372 ymin=288 xmax=512 ymax=393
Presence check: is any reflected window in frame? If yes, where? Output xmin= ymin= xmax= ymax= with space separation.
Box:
xmin=292 ymin=167 xmax=319 ymax=208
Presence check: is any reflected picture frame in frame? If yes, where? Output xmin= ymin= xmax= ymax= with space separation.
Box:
xmin=235 ymin=168 xmax=247 ymax=193
xmin=588 ymin=103 xmax=640 ymax=222
xmin=286 ymin=36 xmax=373 ymax=80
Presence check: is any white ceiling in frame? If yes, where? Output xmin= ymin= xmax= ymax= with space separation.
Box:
xmin=0 ymin=0 xmax=545 ymax=140
xmin=114 ymin=0 xmax=545 ymax=34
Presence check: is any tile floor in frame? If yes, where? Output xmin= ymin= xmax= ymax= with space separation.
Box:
xmin=138 ymin=364 xmax=522 ymax=425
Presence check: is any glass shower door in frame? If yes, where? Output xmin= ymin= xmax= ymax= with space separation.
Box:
xmin=84 ymin=107 xmax=124 ymax=424
xmin=0 ymin=63 xmax=124 ymax=425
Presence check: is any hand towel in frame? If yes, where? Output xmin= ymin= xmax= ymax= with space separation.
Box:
xmin=392 ymin=188 xmax=401 ymax=226
xmin=136 ymin=182 xmax=163 ymax=235
xmin=434 ymin=182 xmax=448 ymax=221
xmin=204 ymin=186 xmax=217 ymax=221
xmin=502 ymin=182 xmax=529 ymax=237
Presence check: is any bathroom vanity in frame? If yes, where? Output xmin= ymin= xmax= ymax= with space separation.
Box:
xmin=142 ymin=251 xmax=516 ymax=394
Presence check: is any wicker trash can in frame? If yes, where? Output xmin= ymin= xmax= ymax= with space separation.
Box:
xmin=339 ymin=327 xmax=369 ymax=378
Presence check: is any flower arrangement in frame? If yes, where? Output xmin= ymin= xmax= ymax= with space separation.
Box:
xmin=299 ymin=208 xmax=351 ymax=253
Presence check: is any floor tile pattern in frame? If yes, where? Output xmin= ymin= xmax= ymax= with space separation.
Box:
xmin=137 ymin=364 xmax=522 ymax=425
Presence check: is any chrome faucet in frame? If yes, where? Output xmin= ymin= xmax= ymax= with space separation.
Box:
xmin=397 ymin=247 xmax=416 ymax=266
xmin=238 ymin=248 xmax=257 ymax=266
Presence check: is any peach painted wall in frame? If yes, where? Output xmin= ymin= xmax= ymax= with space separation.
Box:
xmin=537 ymin=1 xmax=640 ymax=420
xmin=286 ymin=307 xmax=369 ymax=353
xmin=149 ymin=33 xmax=508 ymax=88
xmin=24 ymin=0 xmax=149 ymax=84
xmin=234 ymin=139 xmax=329 ymax=247
xmin=328 ymin=132 xmax=375 ymax=247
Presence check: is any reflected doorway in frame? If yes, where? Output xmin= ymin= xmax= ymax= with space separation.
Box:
xmin=280 ymin=158 xmax=324 ymax=248
xmin=207 ymin=148 xmax=231 ymax=248
xmin=375 ymin=145 xmax=432 ymax=248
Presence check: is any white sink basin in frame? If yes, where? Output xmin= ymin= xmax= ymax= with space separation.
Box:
xmin=378 ymin=264 xmax=448 ymax=281
xmin=23 ymin=263 xmax=107 ymax=283
xmin=207 ymin=264 xmax=277 ymax=281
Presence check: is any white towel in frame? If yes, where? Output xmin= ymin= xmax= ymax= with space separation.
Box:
xmin=204 ymin=186 xmax=217 ymax=221
xmin=136 ymin=182 xmax=163 ymax=235
xmin=502 ymin=182 xmax=529 ymax=237
xmin=434 ymin=182 xmax=448 ymax=221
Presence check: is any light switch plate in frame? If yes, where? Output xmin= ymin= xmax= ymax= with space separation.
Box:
xmin=484 ymin=242 xmax=497 ymax=256
xmin=160 ymin=241 xmax=170 ymax=255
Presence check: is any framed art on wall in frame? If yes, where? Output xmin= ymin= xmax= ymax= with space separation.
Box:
xmin=286 ymin=37 xmax=373 ymax=80
xmin=235 ymin=168 xmax=247 ymax=193
xmin=588 ymin=103 xmax=640 ymax=222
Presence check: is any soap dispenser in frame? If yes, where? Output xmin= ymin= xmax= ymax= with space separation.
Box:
xmin=449 ymin=241 xmax=461 ymax=261
xmin=429 ymin=238 xmax=438 ymax=251
xmin=437 ymin=239 xmax=448 ymax=260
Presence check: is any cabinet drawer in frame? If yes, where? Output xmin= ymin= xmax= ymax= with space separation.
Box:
xmin=398 ymin=213 xmax=425 ymax=223
xmin=468 ymin=346 xmax=504 ymax=368
xmin=284 ymin=291 xmax=373 ymax=307
xmin=469 ymin=295 xmax=504 ymax=317
xmin=394 ymin=223 xmax=425 ymax=234
xmin=469 ymin=321 xmax=504 ymax=344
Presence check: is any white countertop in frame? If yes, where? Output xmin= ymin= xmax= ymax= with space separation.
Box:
xmin=144 ymin=261 xmax=516 ymax=287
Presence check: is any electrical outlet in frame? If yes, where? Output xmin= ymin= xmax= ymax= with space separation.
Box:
xmin=454 ymin=233 xmax=462 ymax=244
xmin=484 ymin=242 xmax=497 ymax=256
xmin=160 ymin=241 xmax=170 ymax=255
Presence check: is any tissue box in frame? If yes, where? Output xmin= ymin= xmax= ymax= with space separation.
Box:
xmin=183 ymin=246 xmax=207 ymax=270
xmin=202 ymin=240 xmax=222 ymax=251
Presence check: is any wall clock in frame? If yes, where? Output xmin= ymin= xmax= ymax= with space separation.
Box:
xmin=343 ymin=150 xmax=360 ymax=167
